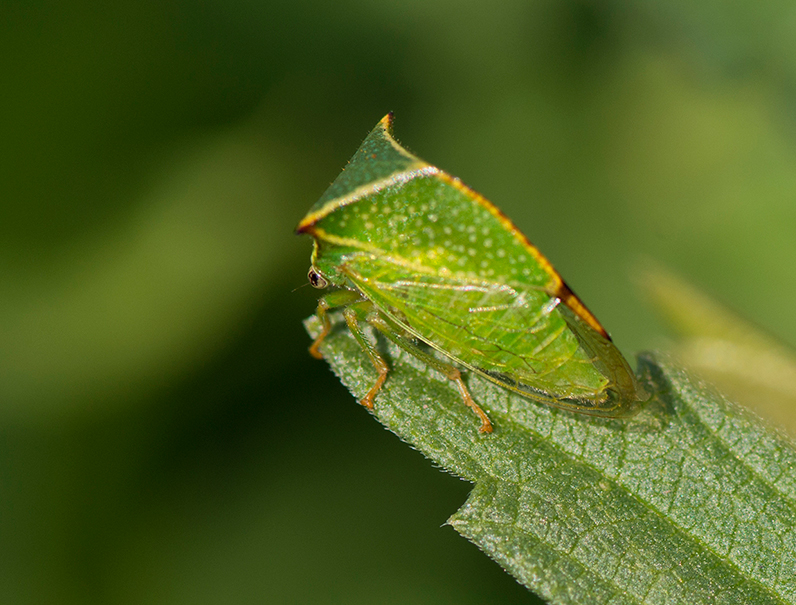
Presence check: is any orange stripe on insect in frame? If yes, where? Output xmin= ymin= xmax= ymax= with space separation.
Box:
xmin=435 ymin=171 xmax=607 ymax=337
xmin=435 ymin=172 xmax=560 ymax=281
xmin=556 ymin=282 xmax=609 ymax=339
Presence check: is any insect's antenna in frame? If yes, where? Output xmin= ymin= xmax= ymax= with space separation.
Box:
xmin=291 ymin=282 xmax=311 ymax=293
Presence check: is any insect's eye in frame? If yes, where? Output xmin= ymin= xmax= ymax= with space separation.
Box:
xmin=308 ymin=268 xmax=328 ymax=289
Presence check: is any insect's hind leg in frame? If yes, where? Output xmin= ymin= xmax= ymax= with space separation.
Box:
xmin=367 ymin=315 xmax=493 ymax=434
xmin=309 ymin=289 xmax=365 ymax=359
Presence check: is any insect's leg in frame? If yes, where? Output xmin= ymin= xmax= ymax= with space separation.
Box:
xmin=367 ymin=315 xmax=493 ymax=434
xmin=340 ymin=302 xmax=389 ymax=410
xmin=309 ymin=289 xmax=365 ymax=359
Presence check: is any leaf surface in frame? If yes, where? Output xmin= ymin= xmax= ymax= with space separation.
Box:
xmin=305 ymin=316 xmax=796 ymax=605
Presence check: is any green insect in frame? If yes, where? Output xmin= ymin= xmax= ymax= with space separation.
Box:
xmin=297 ymin=114 xmax=647 ymax=433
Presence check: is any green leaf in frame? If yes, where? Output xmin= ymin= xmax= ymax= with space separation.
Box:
xmin=305 ymin=316 xmax=796 ymax=605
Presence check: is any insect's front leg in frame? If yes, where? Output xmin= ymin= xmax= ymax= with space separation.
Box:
xmin=340 ymin=301 xmax=390 ymax=410
xmin=310 ymin=289 xmax=365 ymax=359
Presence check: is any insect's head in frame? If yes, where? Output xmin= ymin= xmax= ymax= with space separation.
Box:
xmin=308 ymin=267 xmax=329 ymax=289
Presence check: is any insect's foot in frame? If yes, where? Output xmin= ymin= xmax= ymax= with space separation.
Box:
xmin=359 ymin=370 xmax=388 ymax=410
xmin=477 ymin=416 xmax=493 ymax=434
xmin=308 ymin=343 xmax=324 ymax=359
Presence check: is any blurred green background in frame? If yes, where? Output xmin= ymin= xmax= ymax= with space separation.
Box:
xmin=2 ymin=1 xmax=796 ymax=603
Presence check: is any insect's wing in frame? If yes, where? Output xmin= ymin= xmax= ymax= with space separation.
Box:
xmin=343 ymin=256 xmax=643 ymax=416
xmin=554 ymin=303 xmax=647 ymax=416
